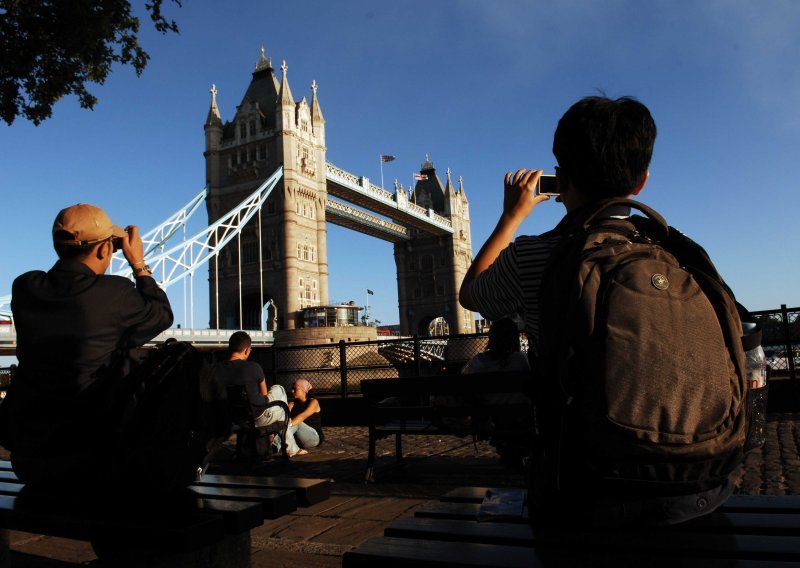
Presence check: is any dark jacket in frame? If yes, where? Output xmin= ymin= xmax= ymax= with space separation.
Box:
xmin=6 ymin=259 xmax=173 ymax=457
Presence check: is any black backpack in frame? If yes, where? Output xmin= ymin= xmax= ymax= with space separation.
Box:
xmin=113 ymin=340 xmax=231 ymax=491
xmin=531 ymin=199 xmax=747 ymax=503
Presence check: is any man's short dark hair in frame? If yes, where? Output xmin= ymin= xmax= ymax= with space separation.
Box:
xmin=228 ymin=331 xmax=252 ymax=354
xmin=553 ymin=96 xmax=656 ymax=198
xmin=53 ymin=231 xmax=98 ymax=260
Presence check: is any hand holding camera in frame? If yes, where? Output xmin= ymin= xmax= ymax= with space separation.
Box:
xmin=120 ymin=226 xmax=147 ymax=272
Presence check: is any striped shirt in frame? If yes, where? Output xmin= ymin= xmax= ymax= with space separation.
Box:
xmin=464 ymin=232 xmax=563 ymax=345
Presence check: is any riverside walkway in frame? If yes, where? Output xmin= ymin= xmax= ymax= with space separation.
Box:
xmin=1 ymin=412 xmax=798 ymax=567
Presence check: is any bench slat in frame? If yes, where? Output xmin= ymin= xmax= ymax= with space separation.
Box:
xmin=194 ymin=474 xmax=331 ymax=507
xmin=343 ymin=535 xmax=539 ymax=568
xmin=345 ymin=535 xmax=796 ymax=567
xmin=386 ymin=516 xmax=800 ymax=560
xmin=188 ymin=485 xmax=296 ymax=519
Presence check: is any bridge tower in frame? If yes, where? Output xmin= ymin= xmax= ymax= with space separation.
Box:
xmin=204 ymin=50 xmax=329 ymax=330
xmin=394 ymin=157 xmax=475 ymax=336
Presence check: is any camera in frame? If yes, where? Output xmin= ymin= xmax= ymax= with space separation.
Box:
xmin=111 ymin=237 xmax=122 ymax=252
xmin=537 ymin=174 xmax=559 ymax=196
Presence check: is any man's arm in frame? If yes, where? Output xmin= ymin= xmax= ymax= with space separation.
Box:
xmin=459 ymin=169 xmax=548 ymax=310
xmin=117 ymin=225 xmax=173 ymax=346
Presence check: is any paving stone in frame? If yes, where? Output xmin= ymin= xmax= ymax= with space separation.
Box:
xmin=310 ymin=518 xmax=387 ymax=546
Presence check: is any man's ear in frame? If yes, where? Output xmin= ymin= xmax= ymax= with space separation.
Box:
xmin=631 ymin=170 xmax=650 ymax=196
xmin=95 ymin=240 xmax=111 ymax=261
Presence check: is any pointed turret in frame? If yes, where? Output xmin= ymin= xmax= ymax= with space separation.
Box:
xmin=204 ymin=84 xmax=223 ymax=187
xmin=458 ymin=175 xmax=468 ymax=202
xmin=279 ymin=60 xmax=295 ymax=106
xmin=205 ymin=84 xmax=223 ymax=128
xmin=310 ymin=80 xmax=326 ymax=143
xmin=310 ymin=80 xmax=325 ymax=124
xmin=410 ymin=154 xmax=446 ymax=213
xmin=444 ymin=167 xmax=455 ymax=196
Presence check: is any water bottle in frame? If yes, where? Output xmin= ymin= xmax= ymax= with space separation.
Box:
xmin=742 ymin=322 xmax=766 ymax=389
xmin=742 ymin=321 xmax=768 ymax=452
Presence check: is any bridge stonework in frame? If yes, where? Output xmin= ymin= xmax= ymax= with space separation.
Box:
xmin=204 ymin=53 xmax=329 ymax=331
xmin=395 ymin=160 xmax=474 ymax=335
xmin=204 ymin=51 xmax=474 ymax=335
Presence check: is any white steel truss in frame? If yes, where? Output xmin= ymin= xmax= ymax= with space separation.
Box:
xmin=110 ymin=186 xmax=208 ymax=275
xmin=139 ymin=166 xmax=282 ymax=289
xmin=0 ymin=295 xmax=10 ymax=318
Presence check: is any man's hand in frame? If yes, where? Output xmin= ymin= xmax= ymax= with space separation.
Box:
xmin=459 ymin=167 xmax=550 ymax=311
xmin=503 ymin=168 xmax=550 ymax=223
xmin=121 ymin=225 xmax=146 ymax=267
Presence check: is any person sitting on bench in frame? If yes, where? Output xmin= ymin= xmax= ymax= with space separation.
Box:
xmin=215 ymin=331 xmax=288 ymax=429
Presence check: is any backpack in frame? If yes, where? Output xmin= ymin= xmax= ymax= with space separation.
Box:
xmin=113 ymin=339 xmax=231 ymax=491
xmin=531 ymin=198 xmax=747 ymax=503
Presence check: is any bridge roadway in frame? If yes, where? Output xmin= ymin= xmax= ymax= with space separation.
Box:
xmin=325 ymin=163 xmax=454 ymax=238
xmin=0 ymin=326 xmax=274 ymax=356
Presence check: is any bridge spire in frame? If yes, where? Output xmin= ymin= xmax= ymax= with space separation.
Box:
xmin=255 ymin=46 xmax=273 ymax=72
xmin=311 ymin=80 xmax=325 ymax=124
xmin=205 ymin=83 xmax=222 ymax=126
xmin=279 ymin=60 xmax=295 ymax=106
xmin=444 ymin=167 xmax=455 ymax=197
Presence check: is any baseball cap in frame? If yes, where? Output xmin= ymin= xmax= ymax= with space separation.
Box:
xmin=52 ymin=203 xmax=126 ymax=246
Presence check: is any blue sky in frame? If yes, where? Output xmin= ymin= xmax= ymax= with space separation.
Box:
xmin=2 ymin=0 xmax=799 ymax=339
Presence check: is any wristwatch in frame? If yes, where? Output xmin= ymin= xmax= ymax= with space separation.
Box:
xmin=132 ymin=264 xmax=152 ymax=276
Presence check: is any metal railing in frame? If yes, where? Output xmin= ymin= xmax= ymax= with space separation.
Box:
xmin=751 ymin=304 xmax=799 ymax=381
xmin=247 ymin=333 xmax=493 ymax=397
xmin=2 ymin=304 xmax=795 ymax=395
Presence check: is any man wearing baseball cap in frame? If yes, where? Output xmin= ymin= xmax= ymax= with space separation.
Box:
xmin=1 ymin=203 xmax=173 ymax=487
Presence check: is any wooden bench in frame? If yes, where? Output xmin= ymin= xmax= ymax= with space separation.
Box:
xmin=344 ymin=487 xmax=800 ymax=567
xmin=0 ymin=459 xmax=331 ymax=567
xmin=360 ymin=372 xmax=531 ymax=481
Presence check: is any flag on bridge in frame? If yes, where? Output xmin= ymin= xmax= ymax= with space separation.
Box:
xmin=380 ymin=155 xmax=396 ymax=163
xmin=367 ymin=289 xmax=374 ymax=295
xmin=414 ymin=173 xmax=428 ymax=180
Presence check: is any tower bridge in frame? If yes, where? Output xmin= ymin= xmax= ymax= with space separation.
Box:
xmin=0 ymin=49 xmax=475 ymax=352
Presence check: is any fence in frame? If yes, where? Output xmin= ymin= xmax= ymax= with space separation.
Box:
xmin=751 ymin=304 xmax=799 ymax=381
xmin=250 ymin=333 xmax=492 ymax=397
xmin=1 ymin=304 xmax=796 ymax=396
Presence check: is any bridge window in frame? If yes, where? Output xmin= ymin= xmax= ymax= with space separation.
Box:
xmin=242 ymin=242 xmax=258 ymax=264
xmin=249 ymin=121 xmax=256 ymax=137
xmin=239 ymin=123 xmax=247 ymax=140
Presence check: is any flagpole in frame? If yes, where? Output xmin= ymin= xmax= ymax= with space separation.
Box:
xmin=380 ymin=156 xmax=385 ymax=190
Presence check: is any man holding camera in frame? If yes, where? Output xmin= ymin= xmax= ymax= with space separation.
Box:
xmin=460 ymin=96 xmax=744 ymax=527
xmin=3 ymin=203 xmax=173 ymax=486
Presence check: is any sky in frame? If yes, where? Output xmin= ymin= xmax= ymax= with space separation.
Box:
xmin=2 ymin=0 xmax=799 ymax=348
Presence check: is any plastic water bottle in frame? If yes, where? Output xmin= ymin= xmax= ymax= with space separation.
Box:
xmin=742 ymin=321 xmax=768 ymax=452
xmin=742 ymin=322 xmax=766 ymax=389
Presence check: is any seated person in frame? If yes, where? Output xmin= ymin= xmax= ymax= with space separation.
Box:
xmin=215 ymin=331 xmax=288 ymax=428
xmin=462 ymin=318 xmax=530 ymax=376
xmin=280 ymin=379 xmax=324 ymax=457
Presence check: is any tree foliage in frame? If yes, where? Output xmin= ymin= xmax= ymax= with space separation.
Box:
xmin=0 ymin=0 xmax=181 ymax=126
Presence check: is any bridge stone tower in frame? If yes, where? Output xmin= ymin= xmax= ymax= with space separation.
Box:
xmin=204 ymin=50 xmax=328 ymax=330
xmin=394 ymin=157 xmax=475 ymax=335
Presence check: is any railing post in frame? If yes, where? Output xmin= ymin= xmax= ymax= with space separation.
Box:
xmin=339 ymin=340 xmax=348 ymax=398
xmin=413 ymin=334 xmax=421 ymax=377
xmin=780 ymin=304 xmax=797 ymax=383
